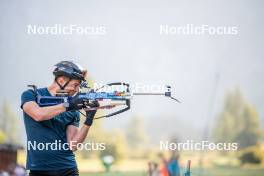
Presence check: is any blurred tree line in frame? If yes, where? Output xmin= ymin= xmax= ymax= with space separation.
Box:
xmin=213 ymin=88 xmax=262 ymax=148
xmin=213 ymin=88 xmax=264 ymax=164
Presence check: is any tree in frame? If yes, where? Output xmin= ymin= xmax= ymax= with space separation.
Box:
xmin=213 ymin=88 xmax=261 ymax=148
xmin=0 ymin=101 xmax=20 ymax=144
xmin=0 ymin=130 xmax=6 ymax=143
xmin=99 ymin=129 xmax=127 ymax=163
xmin=235 ymin=103 xmax=261 ymax=148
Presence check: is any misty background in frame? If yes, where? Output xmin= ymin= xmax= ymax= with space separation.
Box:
xmin=0 ymin=0 xmax=263 ymax=144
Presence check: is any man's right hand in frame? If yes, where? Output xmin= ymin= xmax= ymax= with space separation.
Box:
xmin=66 ymin=94 xmax=86 ymax=111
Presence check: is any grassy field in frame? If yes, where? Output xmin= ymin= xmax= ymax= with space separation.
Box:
xmin=81 ymin=171 xmax=145 ymax=176
xmin=191 ymin=167 xmax=264 ymax=176
xmin=81 ymin=167 xmax=264 ymax=176
xmin=18 ymin=151 xmax=264 ymax=176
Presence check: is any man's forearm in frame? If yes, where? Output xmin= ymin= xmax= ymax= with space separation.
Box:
xmin=23 ymin=101 xmax=66 ymax=121
xmin=69 ymin=125 xmax=91 ymax=151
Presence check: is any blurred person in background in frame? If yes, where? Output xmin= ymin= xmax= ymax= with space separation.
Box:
xmin=148 ymin=162 xmax=160 ymax=176
xmin=7 ymin=163 xmax=26 ymax=176
xmin=158 ymin=153 xmax=169 ymax=176
xmin=167 ymin=152 xmax=180 ymax=176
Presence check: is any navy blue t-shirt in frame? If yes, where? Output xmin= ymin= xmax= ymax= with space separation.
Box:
xmin=21 ymin=87 xmax=80 ymax=170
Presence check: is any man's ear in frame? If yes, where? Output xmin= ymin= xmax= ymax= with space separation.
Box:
xmin=57 ymin=76 xmax=68 ymax=85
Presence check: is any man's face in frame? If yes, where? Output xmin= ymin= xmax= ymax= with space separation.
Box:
xmin=58 ymin=77 xmax=81 ymax=96
xmin=65 ymin=79 xmax=81 ymax=96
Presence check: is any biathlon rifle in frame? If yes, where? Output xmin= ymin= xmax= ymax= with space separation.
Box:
xmin=28 ymin=82 xmax=180 ymax=119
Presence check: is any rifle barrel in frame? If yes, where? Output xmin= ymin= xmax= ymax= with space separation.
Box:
xmin=133 ymin=92 xmax=165 ymax=95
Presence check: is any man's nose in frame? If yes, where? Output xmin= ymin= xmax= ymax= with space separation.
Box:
xmin=74 ymin=86 xmax=80 ymax=92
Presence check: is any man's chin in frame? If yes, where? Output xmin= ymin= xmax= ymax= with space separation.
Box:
xmin=69 ymin=92 xmax=78 ymax=96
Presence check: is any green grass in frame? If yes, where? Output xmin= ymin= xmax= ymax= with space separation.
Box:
xmin=81 ymin=171 xmax=145 ymax=176
xmin=192 ymin=167 xmax=264 ymax=176
xmin=81 ymin=167 xmax=264 ymax=176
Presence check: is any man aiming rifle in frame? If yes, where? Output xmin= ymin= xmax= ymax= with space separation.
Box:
xmin=21 ymin=61 xmax=97 ymax=176
xmin=20 ymin=60 xmax=180 ymax=176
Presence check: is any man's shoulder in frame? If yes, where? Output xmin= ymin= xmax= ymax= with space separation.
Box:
xmin=36 ymin=87 xmax=49 ymax=95
xmin=21 ymin=87 xmax=48 ymax=107
xmin=21 ymin=87 xmax=47 ymax=95
xmin=21 ymin=89 xmax=35 ymax=99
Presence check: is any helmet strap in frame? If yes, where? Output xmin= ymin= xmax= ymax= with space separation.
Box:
xmin=55 ymin=77 xmax=72 ymax=90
